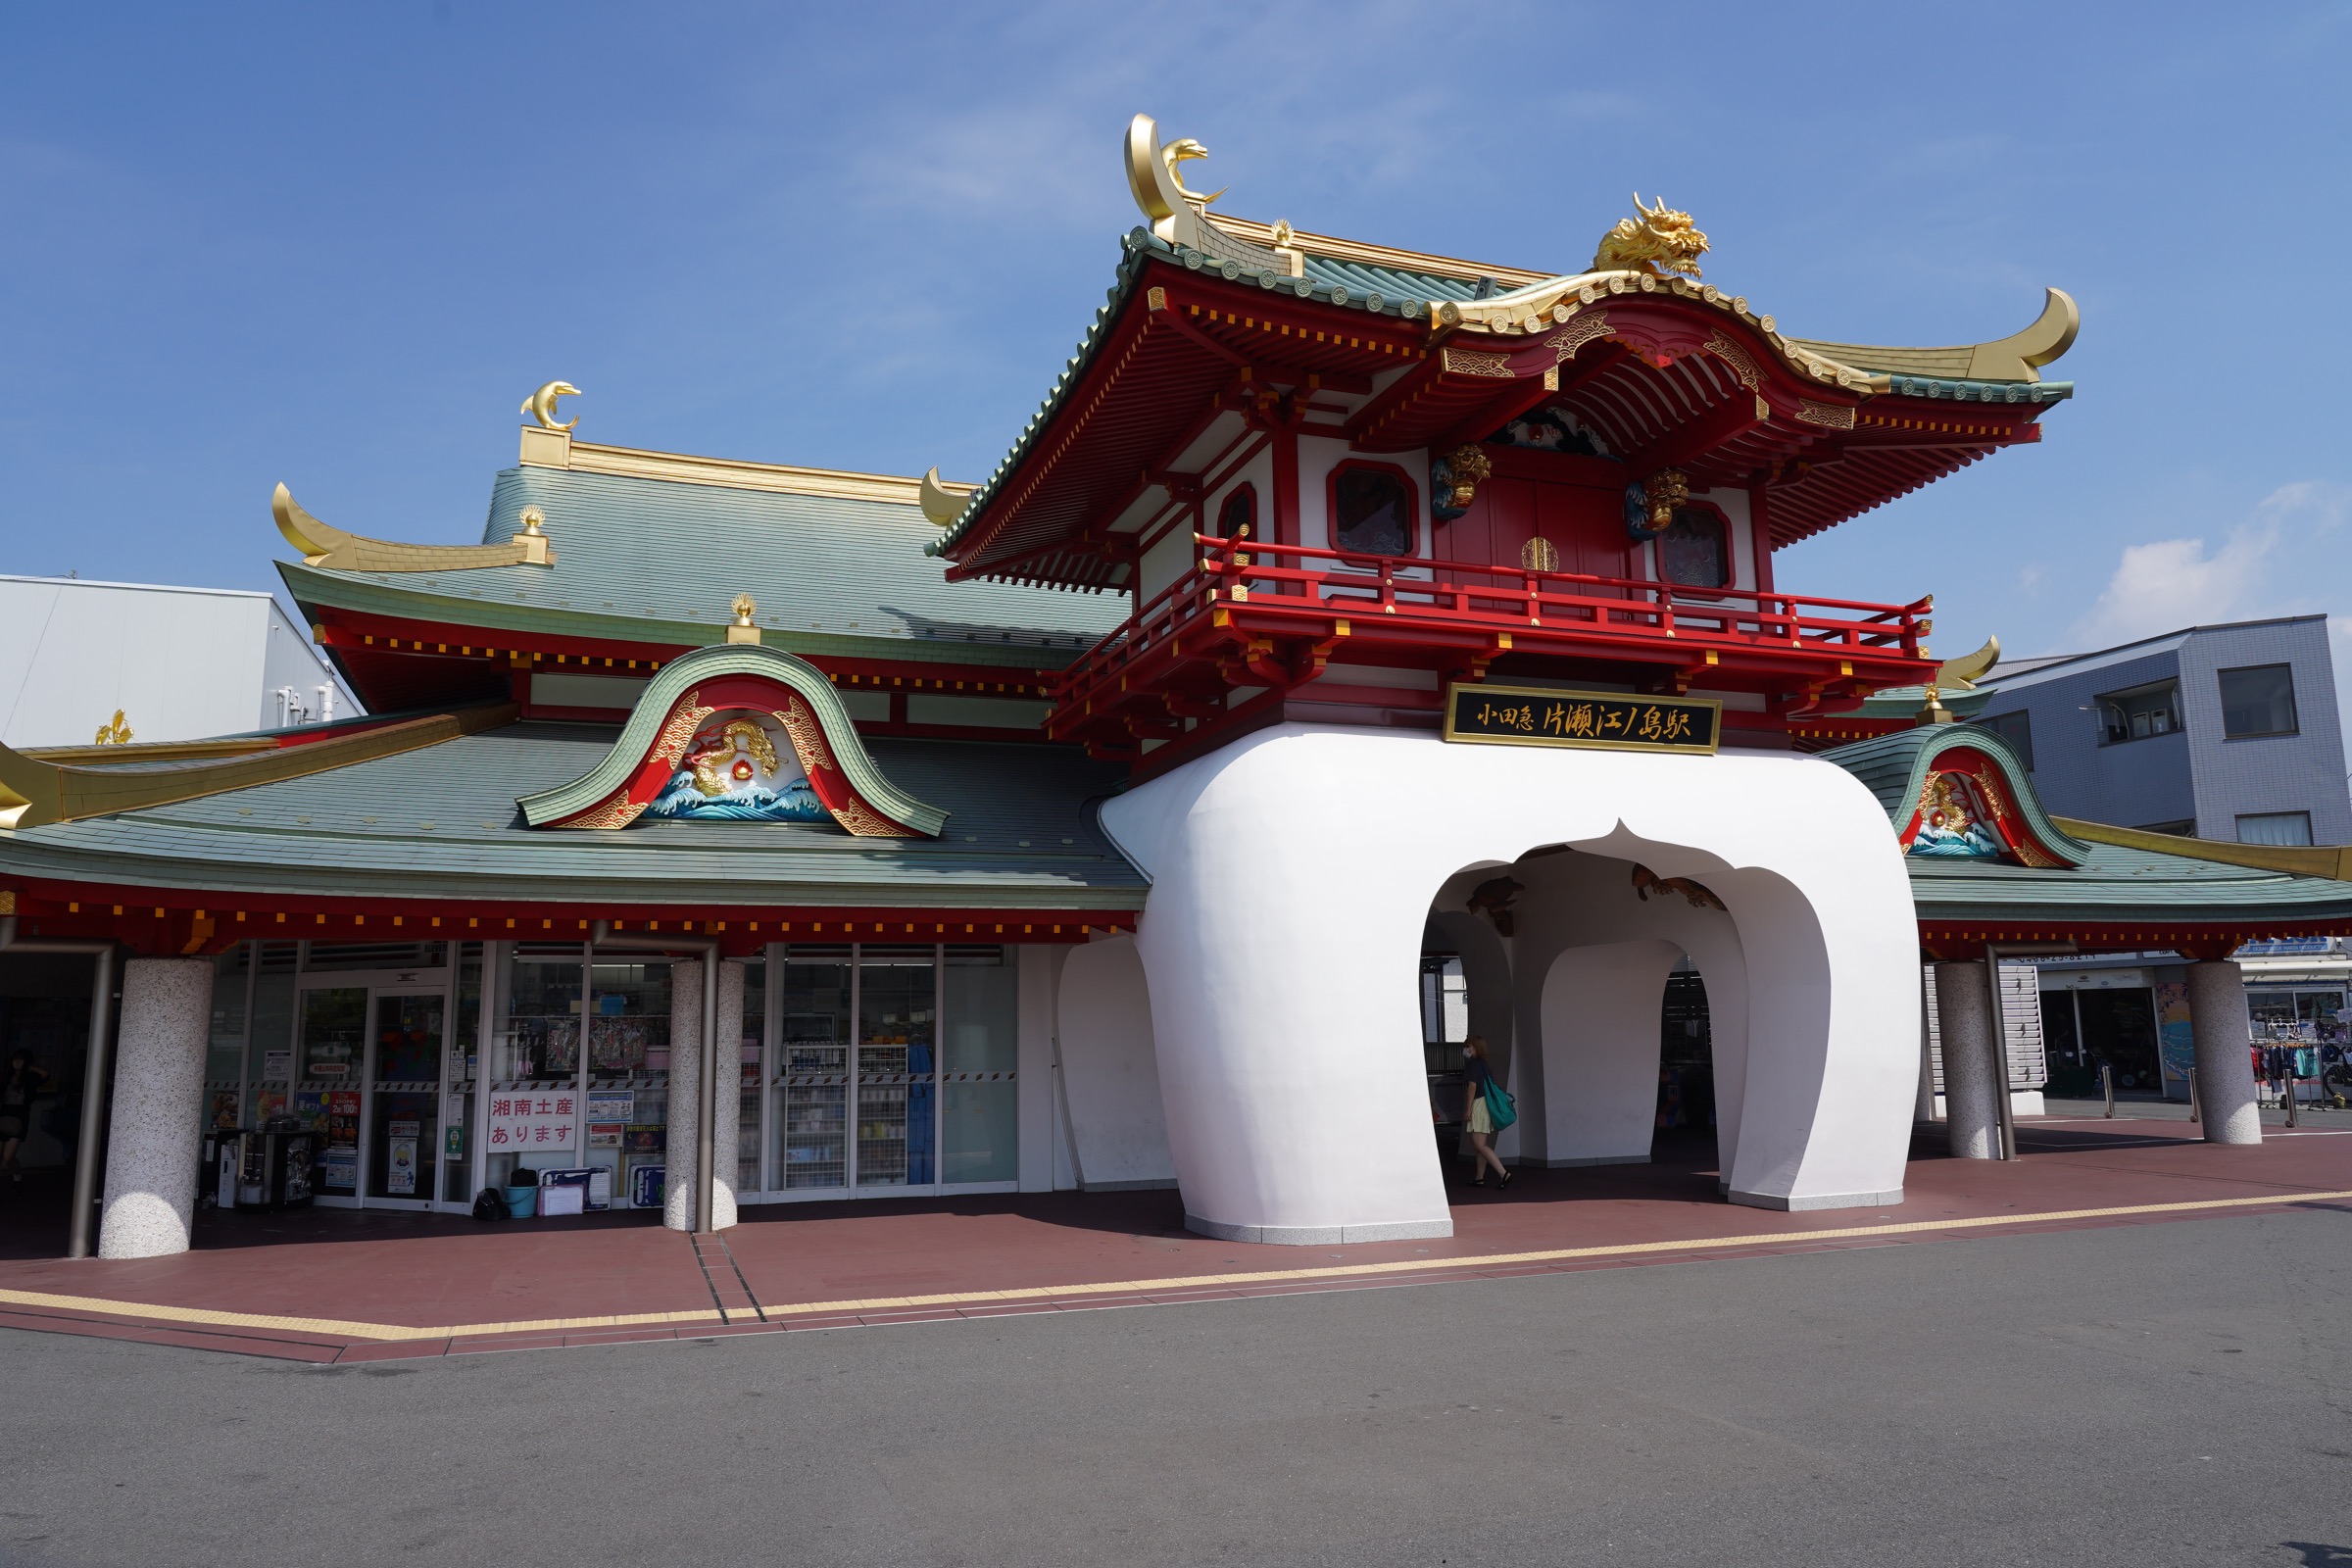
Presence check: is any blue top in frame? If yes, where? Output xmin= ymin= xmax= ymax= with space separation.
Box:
xmin=1465 ymin=1054 xmax=1492 ymax=1091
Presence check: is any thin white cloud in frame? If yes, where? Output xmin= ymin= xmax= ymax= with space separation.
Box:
xmin=2068 ymin=481 xmax=2349 ymax=650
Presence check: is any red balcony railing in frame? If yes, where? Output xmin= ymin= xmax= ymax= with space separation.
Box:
xmin=1050 ymin=535 xmax=1933 ymax=736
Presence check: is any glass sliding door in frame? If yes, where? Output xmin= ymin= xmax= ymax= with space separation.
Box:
xmin=776 ymin=948 xmax=850 ymax=1189
xmin=367 ymin=992 xmax=443 ymax=1205
xmin=942 ymin=946 xmax=1018 ymax=1184
xmin=858 ymin=947 xmax=935 ymax=1187
xmin=297 ymin=988 xmax=368 ymax=1199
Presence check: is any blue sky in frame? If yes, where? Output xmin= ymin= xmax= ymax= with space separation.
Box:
xmin=4 ymin=3 xmax=2349 ymax=708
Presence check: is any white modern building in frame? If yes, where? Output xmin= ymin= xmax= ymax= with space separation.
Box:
xmin=0 ymin=575 xmax=359 ymax=751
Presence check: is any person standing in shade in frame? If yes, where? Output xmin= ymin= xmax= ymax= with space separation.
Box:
xmin=1460 ymin=1036 xmax=1511 ymax=1190
xmin=1 ymin=1051 xmax=50 ymax=1185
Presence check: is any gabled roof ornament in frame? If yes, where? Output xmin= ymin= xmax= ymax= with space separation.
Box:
xmin=273 ymin=483 xmax=556 ymax=572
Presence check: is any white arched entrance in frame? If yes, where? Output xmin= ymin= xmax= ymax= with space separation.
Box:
xmin=1099 ymin=722 xmax=1922 ymax=1245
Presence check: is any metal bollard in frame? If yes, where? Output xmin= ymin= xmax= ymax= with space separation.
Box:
xmin=2287 ymin=1074 xmax=2299 ymax=1128
xmin=2101 ymin=1061 xmax=2115 ymax=1118
xmin=2189 ymin=1074 xmax=2200 ymax=1125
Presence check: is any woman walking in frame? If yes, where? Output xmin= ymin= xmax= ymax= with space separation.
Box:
xmin=1460 ymin=1036 xmax=1511 ymax=1190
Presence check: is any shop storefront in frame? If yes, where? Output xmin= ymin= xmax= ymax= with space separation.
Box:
xmin=189 ymin=939 xmax=1026 ymax=1217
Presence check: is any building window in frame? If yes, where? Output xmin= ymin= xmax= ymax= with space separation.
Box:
xmin=2218 ymin=663 xmax=2298 ymax=738
xmin=2096 ymin=680 xmax=2181 ymax=744
xmin=1980 ymin=710 xmax=2035 ymax=771
xmin=1213 ymin=484 xmax=1255 ymax=541
xmin=1330 ymin=464 xmax=1415 ymax=557
xmin=2236 ymin=810 xmax=2314 ymax=847
xmin=1657 ymin=504 xmax=1729 ymax=588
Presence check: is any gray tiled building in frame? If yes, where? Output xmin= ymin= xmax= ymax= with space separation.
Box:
xmin=1969 ymin=615 xmax=2351 ymax=846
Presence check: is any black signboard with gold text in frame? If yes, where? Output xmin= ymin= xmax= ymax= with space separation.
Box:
xmin=1442 ymin=683 xmax=1720 ymax=755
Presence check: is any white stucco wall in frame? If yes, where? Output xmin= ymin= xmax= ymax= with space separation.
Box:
xmin=1054 ymin=936 xmax=1177 ymax=1189
xmin=1100 ymin=723 xmax=1922 ymax=1243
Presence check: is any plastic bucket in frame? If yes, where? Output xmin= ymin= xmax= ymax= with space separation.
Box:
xmin=503 ymin=1185 xmax=539 ymax=1219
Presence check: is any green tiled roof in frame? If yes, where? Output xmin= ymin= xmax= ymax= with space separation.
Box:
xmin=1902 ymin=843 xmax=2352 ymax=926
xmin=1822 ymin=725 xmax=2352 ymax=928
xmin=0 ymin=724 xmax=1146 ymax=911
xmin=932 ymin=226 xmax=1456 ymax=556
xmin=286 ymin=464 xmax=1127 ymax=669
xmin=1822 ymin=724 xmax=2087 ymax=864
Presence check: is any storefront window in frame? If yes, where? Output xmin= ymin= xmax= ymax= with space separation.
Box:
xmin=942 ymin=946 xmax=1017 ymax=1183
xmin=777 ymin=947 xmax=851 ymax=1189
xmin=303 ymin=941 xmax=448 ymax=972
xmin=858 ymin=947 xmax=935 ymax=1186
xmin=204 ymin=946 xmax=250 ymax=1132
xmin=297 ymin=987 xmax=367 ymax=1194
xmin=248 ymin=943 xmax=297 ymax=1124
xmin=588 ymin=960 xmax=669 ymax=1206
xmin=491 ymin=947 xmax=583 ymax=1193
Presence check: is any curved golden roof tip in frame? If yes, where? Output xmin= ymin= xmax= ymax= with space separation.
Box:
xmin=1125 ymin=114 xmax=1218 ymax=249
xmin=272 ymin=481 xmax=555 ymax=572
xmin=1936 ymin=635 xmax=2001 ymax=692
xmin=521 ymin=380 xmax=581 ymax=431
xmin=1966 ymin=289 xmax=2078 ymax=381
xmin=917 ymin=466 xmax=969 ymax=527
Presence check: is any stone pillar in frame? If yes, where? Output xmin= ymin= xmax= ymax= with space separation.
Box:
xmin=712 ymin=960 xmax=743 ymax=1230
xmin=662 ymin=958 xmax=743 ymax=1232
xmin=2187 ymin=960 xmax=2261 ymax=1145
xmin=1934 ymin=961 xmax=2001 ymax=1159
xmin=97 ymin=958 xmax=213 ymax=1259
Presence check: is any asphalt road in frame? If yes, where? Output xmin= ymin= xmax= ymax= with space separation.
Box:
xmin=6 ymin=1207 xmax=2351 ymax=1568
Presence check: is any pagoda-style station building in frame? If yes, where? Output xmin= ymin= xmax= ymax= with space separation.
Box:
xmin=6 ymin=117 xmax=2350 ymax=1259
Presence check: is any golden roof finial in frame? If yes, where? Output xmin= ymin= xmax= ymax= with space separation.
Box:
xmin=1592 ymin=194 xmax=1708 ymax=280
xmin=94 ymin=710 xmax=132 ymax=746
xmin=725 ymin=593 xmax=761 ymax=645
xmin=521 ymin=380 xmax=581 ymax=431
xmin=1269 ymin=220 xmax=1306 ymax=278
xmin=1124 ymin=115 xmax=1229 ymax=249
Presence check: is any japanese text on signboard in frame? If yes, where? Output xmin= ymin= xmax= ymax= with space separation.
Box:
xmin=1442 ymin=684 xmax=1719 ymax=753
xmin=487 ymin=1093 xmax=577 ymax=1151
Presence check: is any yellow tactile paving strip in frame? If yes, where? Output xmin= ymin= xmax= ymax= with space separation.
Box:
xmin=3 ymin=1186 xmax=2347 ymax=1347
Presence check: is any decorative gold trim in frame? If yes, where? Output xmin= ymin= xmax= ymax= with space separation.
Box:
xmin=1209 ymin=214 xmax=1551 ymax=289
xmin=724 ymin=593 xmax=761 ymax=646
xmin=828 ymin=796 xmax=911 ymax=838
xmin=651 ymin=693 xmax=717 ymax=770
xmin=1545 ymin=312 xmax=1614 ymax=363
xmin=771 ymin=699 xmax=837 ymax=774
xmin=2052 ymin=816 xmax=2352 ymax=880
xmin=565 ymin=793 xmax=648 ymax=830
xmin=1439 ymin=347 xmax=1512 ymax=378
xmin=524 ymin=435 xmax=974 ymax=510
xmin=1795 ymin=400 xmax=1857 ymax=430
xmin=1702 ymin=333 xmax=1763 ymax=390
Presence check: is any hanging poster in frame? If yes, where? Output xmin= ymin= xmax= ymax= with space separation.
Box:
xmin=262 ymin=1051 xmax=292 ymax=1083
xmin=321 ymin=1147 xmax=359 ymax=1190
xmin=487 ymin=1091 xmax=576 ymax=1152
xmin=326 ymin=1091 xmax=361 ymax=1152
xmin=387 ymin=1136 xmax=418 ymax=1195
xmin=2155 ymin=982 xmax=2196 ymax=1090
xmin=209 ymin=1091 xmax=241 ymax=1130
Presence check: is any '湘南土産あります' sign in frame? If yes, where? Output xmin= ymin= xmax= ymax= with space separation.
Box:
xmin=1442 ymin=683 xmax=1720 ymax=754
xmin=487 ymin=1092 xmax=577 ymax=1152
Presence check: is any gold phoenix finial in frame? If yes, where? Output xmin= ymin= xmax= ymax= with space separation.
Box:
xmin=94 ymin=710 xmax=132 ymax=746
xmin=521 ymin=380 xmax=581 ymax=431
